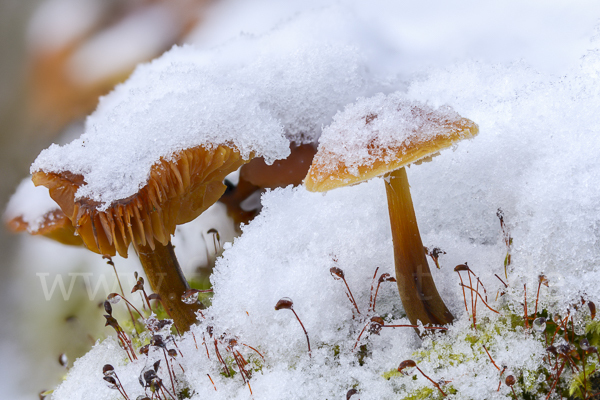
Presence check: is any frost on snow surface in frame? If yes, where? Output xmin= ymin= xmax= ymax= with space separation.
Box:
xmin=30 ymin=10 xmax=371 ymax=210
xmin=312 ymin=92 xmax=477 ymax=179
xmin=45 ymin=4 xmax=600 ymax=400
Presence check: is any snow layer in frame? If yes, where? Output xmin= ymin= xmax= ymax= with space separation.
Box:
xmin=314 ymin=92 xmax=475 ymax=177
xmin=31 ymin=9 xmax=376 ymax=210
xmin=30 ymin=43 xmax=287 ymax=209
xmin=404 ymin=54 xmax=600 ymax=311
xmin=188 ymin=0 xmax=600 ymax=77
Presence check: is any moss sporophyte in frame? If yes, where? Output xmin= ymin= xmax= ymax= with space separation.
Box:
xmin=380 ymin=278 xmax=600 ymax=399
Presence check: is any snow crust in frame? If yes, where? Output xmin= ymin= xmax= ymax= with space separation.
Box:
xmin=21 ymin=1 xmax=600 ymax=400
xmin=315 ymin=92 xmax=472 ymax=177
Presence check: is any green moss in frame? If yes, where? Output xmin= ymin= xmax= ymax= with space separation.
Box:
xmin=382 ymin=369 xmax=402 ymax=380
xmin=179 ymin=387 xmax=193 ymax=399
xmin=386 ymin=305 xmax=575 ymax=399
xmin=402 ymin=386 xmax=435 ymax=400
xmin=569 ymin=362 xmax=599 ymax=397
xmin=219 ymin=347 xmax=265 ymax=379
xmin=586 ymin=320 xmax=600 ymax=347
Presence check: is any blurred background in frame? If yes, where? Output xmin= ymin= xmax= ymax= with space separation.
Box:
xmin=1 ymin=1 xmax=49 ymax=397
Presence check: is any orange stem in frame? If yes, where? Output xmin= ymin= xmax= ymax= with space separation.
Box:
xmin=385 ymin=168 xmax=453 ymax=328
xmin=137 ymin=241 xmax=200 ymax=332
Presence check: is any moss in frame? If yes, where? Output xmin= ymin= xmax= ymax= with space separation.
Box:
xmin=569 ymin=362 xmax=599 ymax=397
xmin=585 ymin=320 xmax=600 ymax=347
xmin=402 ymin=386 xmax=436 ymax=400
xmin=382 ymin=369 xmax=402 ymax=380
xmin=179 ymin=387 xmax=193 ymax=399
xmin=387 ymin=304 xmax=580 ymax=399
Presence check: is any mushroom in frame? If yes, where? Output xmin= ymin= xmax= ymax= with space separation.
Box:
xmin=221 ymin=143 xmax=317 ymax=226
xmin=4 ymin=178 xmax=83 ymax=246
xmin=27 ymin=37 xmax=293 ymax=332
xmin=241 ymin=143 xmax=317 ymax=190
xmin=304 ymin=93 xmax=478 ymax=327
xmin=32 ymin=145 xmax=248 ymax=331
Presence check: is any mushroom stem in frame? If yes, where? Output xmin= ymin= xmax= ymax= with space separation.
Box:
xmin=384 ymin=167 xmax=453 ymax=328
xmin=136 ymin=241 xmax=200 ymax=332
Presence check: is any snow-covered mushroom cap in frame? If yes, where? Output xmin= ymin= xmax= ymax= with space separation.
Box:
xmin=304 ymin=92 xmax=479 ymax=192
xmin=29 ymin=43 xmax=297 ymax=257
xmin=32 ymin=145 xmax=248 ymax=257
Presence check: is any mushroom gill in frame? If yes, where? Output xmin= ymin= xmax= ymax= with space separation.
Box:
xmin=33 ymin=145 xmax=246 ymax=258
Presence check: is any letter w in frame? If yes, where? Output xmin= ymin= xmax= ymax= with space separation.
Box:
xmin=37 ymin=273 xmax=78 ymax=301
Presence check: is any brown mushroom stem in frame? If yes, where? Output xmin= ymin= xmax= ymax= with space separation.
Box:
xmin=384 ymin=167 xmax=454 ymax=327
xmin=136 ymin=241 xmax=200 ymax=332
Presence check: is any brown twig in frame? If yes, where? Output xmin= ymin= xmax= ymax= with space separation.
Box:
xmin=545 ymin=361 xmax=566 ymax=400
xmin=104 ymin=257 xmax=139 ymax=334
xmin=524 ymin=284 xmax=530 ymax=329
xmin=372 ymin=273 xmax=396 ymax=312
xmin=398 ymin=360 xmax=447 ymax=397
xmin=495 ymin=274 xmax=508 ymax=288
xmin=367 ymin=267 xmax=379 ymax=312
xmin=534 ymin=275 xmax=548 ymax=316
xmin=207 ymin=374 xmax=217 ymax=391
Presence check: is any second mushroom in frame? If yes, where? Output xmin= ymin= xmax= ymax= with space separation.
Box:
xmin=304 ymin=93 xmax=478 ymax=328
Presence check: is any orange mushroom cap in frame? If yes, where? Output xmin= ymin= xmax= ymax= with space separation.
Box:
xmin=33 ymin=145 xmax=247 ymax=257
xmin=304 ymin=98 xmax=478 ymax=192
xmin=6 ymin=209 xmax=83 ymax=246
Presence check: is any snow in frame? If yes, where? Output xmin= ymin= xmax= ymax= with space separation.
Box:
xmin=403 ymin=57 xmax=600 ymax=310
xmin=188 ymin=0 xmax=600 ymax=76
xmin=312 ymin=92 xmax=476 ymax=179
xmin=14 ymin=0 xmax=600 ymax=399
xmin=30 ymin=42 xmax=287 ymax=208
xmin=30 ymin=7 xmax=381 ymax=209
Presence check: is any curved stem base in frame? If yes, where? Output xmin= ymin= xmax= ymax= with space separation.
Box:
xmin=385 ymin=167 xmax=453 ymax=328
